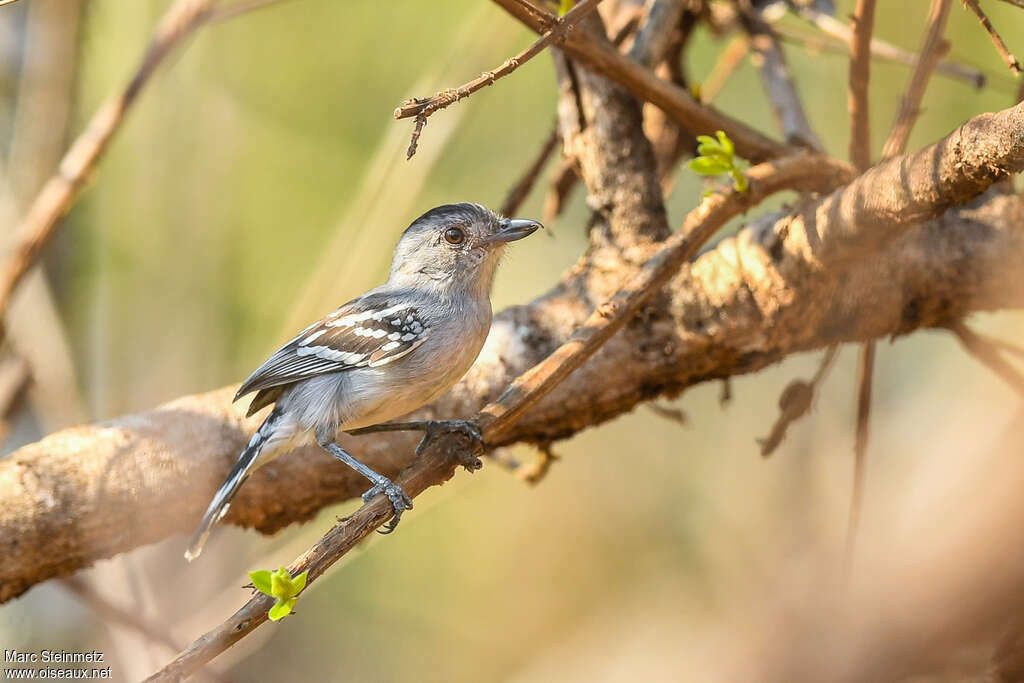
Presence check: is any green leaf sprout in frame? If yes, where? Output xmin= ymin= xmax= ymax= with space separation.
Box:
xmin=248 ymin=566 xmax=309 ymax=622
xmin=688 ymin=130 xmax=748 ymax=193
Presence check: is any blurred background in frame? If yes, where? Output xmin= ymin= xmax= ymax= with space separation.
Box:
xmin=0 ymin=0 xmax=1023 ymax=680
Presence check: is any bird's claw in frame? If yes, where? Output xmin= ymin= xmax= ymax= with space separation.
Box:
xmin=415 ymin=419 xmax=485 ymax=471
xmin=361 ymin=476 xmax=414 ymax=534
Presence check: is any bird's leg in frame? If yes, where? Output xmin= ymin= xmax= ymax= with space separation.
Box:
xmin=317 ymin=439 xmax=413 ymax=534
xmin=348 ymin=419 xmax=485 ymax=470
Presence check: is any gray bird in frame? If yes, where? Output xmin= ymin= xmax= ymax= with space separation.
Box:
xmin=185 ymin=203 xmax=541 ymax=560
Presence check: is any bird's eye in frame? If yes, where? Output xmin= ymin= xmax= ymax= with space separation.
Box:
xmin=443 ymin=227 xmax=465 ymax=245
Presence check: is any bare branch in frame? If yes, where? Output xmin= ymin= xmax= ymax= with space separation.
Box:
xmin=758 ymin=345 xmax=838 ymax=457
xmin=394 ymin=0 xmax=604 ymax=128
xmin=881 ymin=0 xmax=953 ymax=160
xmin=699 ymin=35 xmax=750 ymax=102
xmin=500 ymin=124 xmax=560 ymax=217
xmin=846 ymin=339 xmax=875 ymax=570
xmin=742 ymin=6 xmax=824 ymax=151
xmin=961 ymin=0 xmax=1022 ymax=75
xmin=491 ymin=0 xmax=789 ymax=162
xmin=776 ymin=20 xmax=985 ymax=90
xmin=0 ymin=0 xmax=217 ymax=332
xmin=947 ymin=321 xmax=1024 ymax=400
xmin=848 ymin=0 xmax=877 ymax=171
xmin=6 ymin=101 xmax=1024 ymax=605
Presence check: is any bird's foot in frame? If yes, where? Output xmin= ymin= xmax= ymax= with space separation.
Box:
xmin=414 ymin=420 xmax=484 ymax=469
xmin=361 ymin=476 xmax=414 ymax=535
xmin=349 ymin=419 xmax=485 ymax=471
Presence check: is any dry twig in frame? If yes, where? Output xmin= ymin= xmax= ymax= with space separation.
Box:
xmin=947 ymin=321 xmax=1024 ymax=400
xmin=881 ymin=0 xmax=952 ymax=159
xmin=961 ymin=0 xmax=1022 ymax=75
xmin=742 ymin=6 xmax=823 ymax=151
xmin=491 ymin=0 xmax=788 ymax=162
xmin=700 ymin=34 xmax=751 ymax=102
xmin=500 ymin=125 xmax=560 ymax=217
xmin=394 ymin=0 xmax=604 ymax=159
xmin=757 ymin=345 xmax=838 ymax=457
xmin=0 ymin=0 xmax=231 ymax=331
xmin=847 ymin=0 xmax=876 ymax=171
xmin=843 ymin=0 xmax=878 ymax=571
xmin=775 ymin=21 xmax=985 ymax=89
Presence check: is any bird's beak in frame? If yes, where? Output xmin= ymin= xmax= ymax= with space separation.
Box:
xmin=486 ymin=218 xmax=543 ymax=243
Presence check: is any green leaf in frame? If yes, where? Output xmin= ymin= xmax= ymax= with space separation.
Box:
xmin=695 ymin=135 xmax=718 ymax=148
xmin=697 ymin=142 xmax=728 ymax=160
xmin=292 ymin=571 xmax=308 ymax=595
xmin=559 ymin=0 xmax=574 ymax=16
xmin=690 ymin=82 xmax=702 ymax=102
xmin=688 ymin=157 xmax=731 ymax=175
xmin=249 ymin=571 xmax=273 ymax=597
xmin=271 ymin=567 xmax=294 ymax=599
xmin=715 ymin=130 xmax=734 ymax=157
xmin=268 ymin=598 xmax=295 ymax=622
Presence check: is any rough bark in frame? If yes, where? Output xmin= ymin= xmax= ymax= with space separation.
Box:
xmin=2 ymin=74 xmax=1024 ymax=607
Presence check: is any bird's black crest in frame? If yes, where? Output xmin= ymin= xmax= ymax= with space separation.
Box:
xmin=403 ymin=203 xmax=494 ymax=236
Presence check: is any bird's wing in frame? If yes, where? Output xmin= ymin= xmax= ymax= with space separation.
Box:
xmin=234 ymin=293 xmax=431 ymax=402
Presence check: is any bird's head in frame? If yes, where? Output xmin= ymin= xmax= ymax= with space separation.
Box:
xmin=387 ymin=202 xmax=541 ymax=298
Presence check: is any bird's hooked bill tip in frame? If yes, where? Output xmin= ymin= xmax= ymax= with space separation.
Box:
xmin=488 ymin=218 xmax=543 ymax=243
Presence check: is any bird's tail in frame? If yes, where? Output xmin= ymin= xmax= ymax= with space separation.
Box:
xmin=185 ymin=407 xmax=285 ymax=562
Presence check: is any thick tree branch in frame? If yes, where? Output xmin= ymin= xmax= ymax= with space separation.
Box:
xmin=147 ymin=153 xmax=854 ymax=680
xmin=491 ymin=0 xmax=789 ymax=162
xmin=4 ymin=101 xmax=1024 ymax=605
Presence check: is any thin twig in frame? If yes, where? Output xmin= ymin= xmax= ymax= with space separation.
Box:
xmin=700 ymin=34 xmax=750 ymax=102
xmin=647 ymin=403 xmax=688 ymax=426
xmin=500 ymin=124 xmax=559 ymax=217
xmin=844 ymin=0 xmax=877 ymax=574
xmin=845 ymin=339 xmax=874 ymax=571
xmin=758 ymin=345 xmax=838 ymax=457
xmin=517 ymin=442 xmax=560 ymax=485
xmin=145 ymin=154 xmax=854 ymax=681
xmin=794 ymin=7 xmax=987 ymax=89
xmin=0 ymin=0 xmax=219 ymax=331
xmin=947 ymin=321 xmax=1024 ymax=400
xmin=394 ymin=0 xmax=604 ymax=156
xmin=847 ymin=0 xmax=876 ymax=171
xmin=961 ymin=0 xmax=1022 ymax=75
xmin=741 ymin=5 xmax=823 ymax=151
xmin=882 ymin=0 xmax=952 ymax=178
xmin=492 ymin=0 xmax=789 ymax=163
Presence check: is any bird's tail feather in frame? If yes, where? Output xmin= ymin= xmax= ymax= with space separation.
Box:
xmin=185 ymin=407 xmax=284 ymax=561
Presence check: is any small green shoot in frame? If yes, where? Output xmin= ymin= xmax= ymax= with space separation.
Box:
xmin=249 ymin=566 xmax=309 ymax=622
xmin=688 ymin=130 xmax=748 ymax=193
xmin=559 ymin=0 xmax=575 ymax=16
